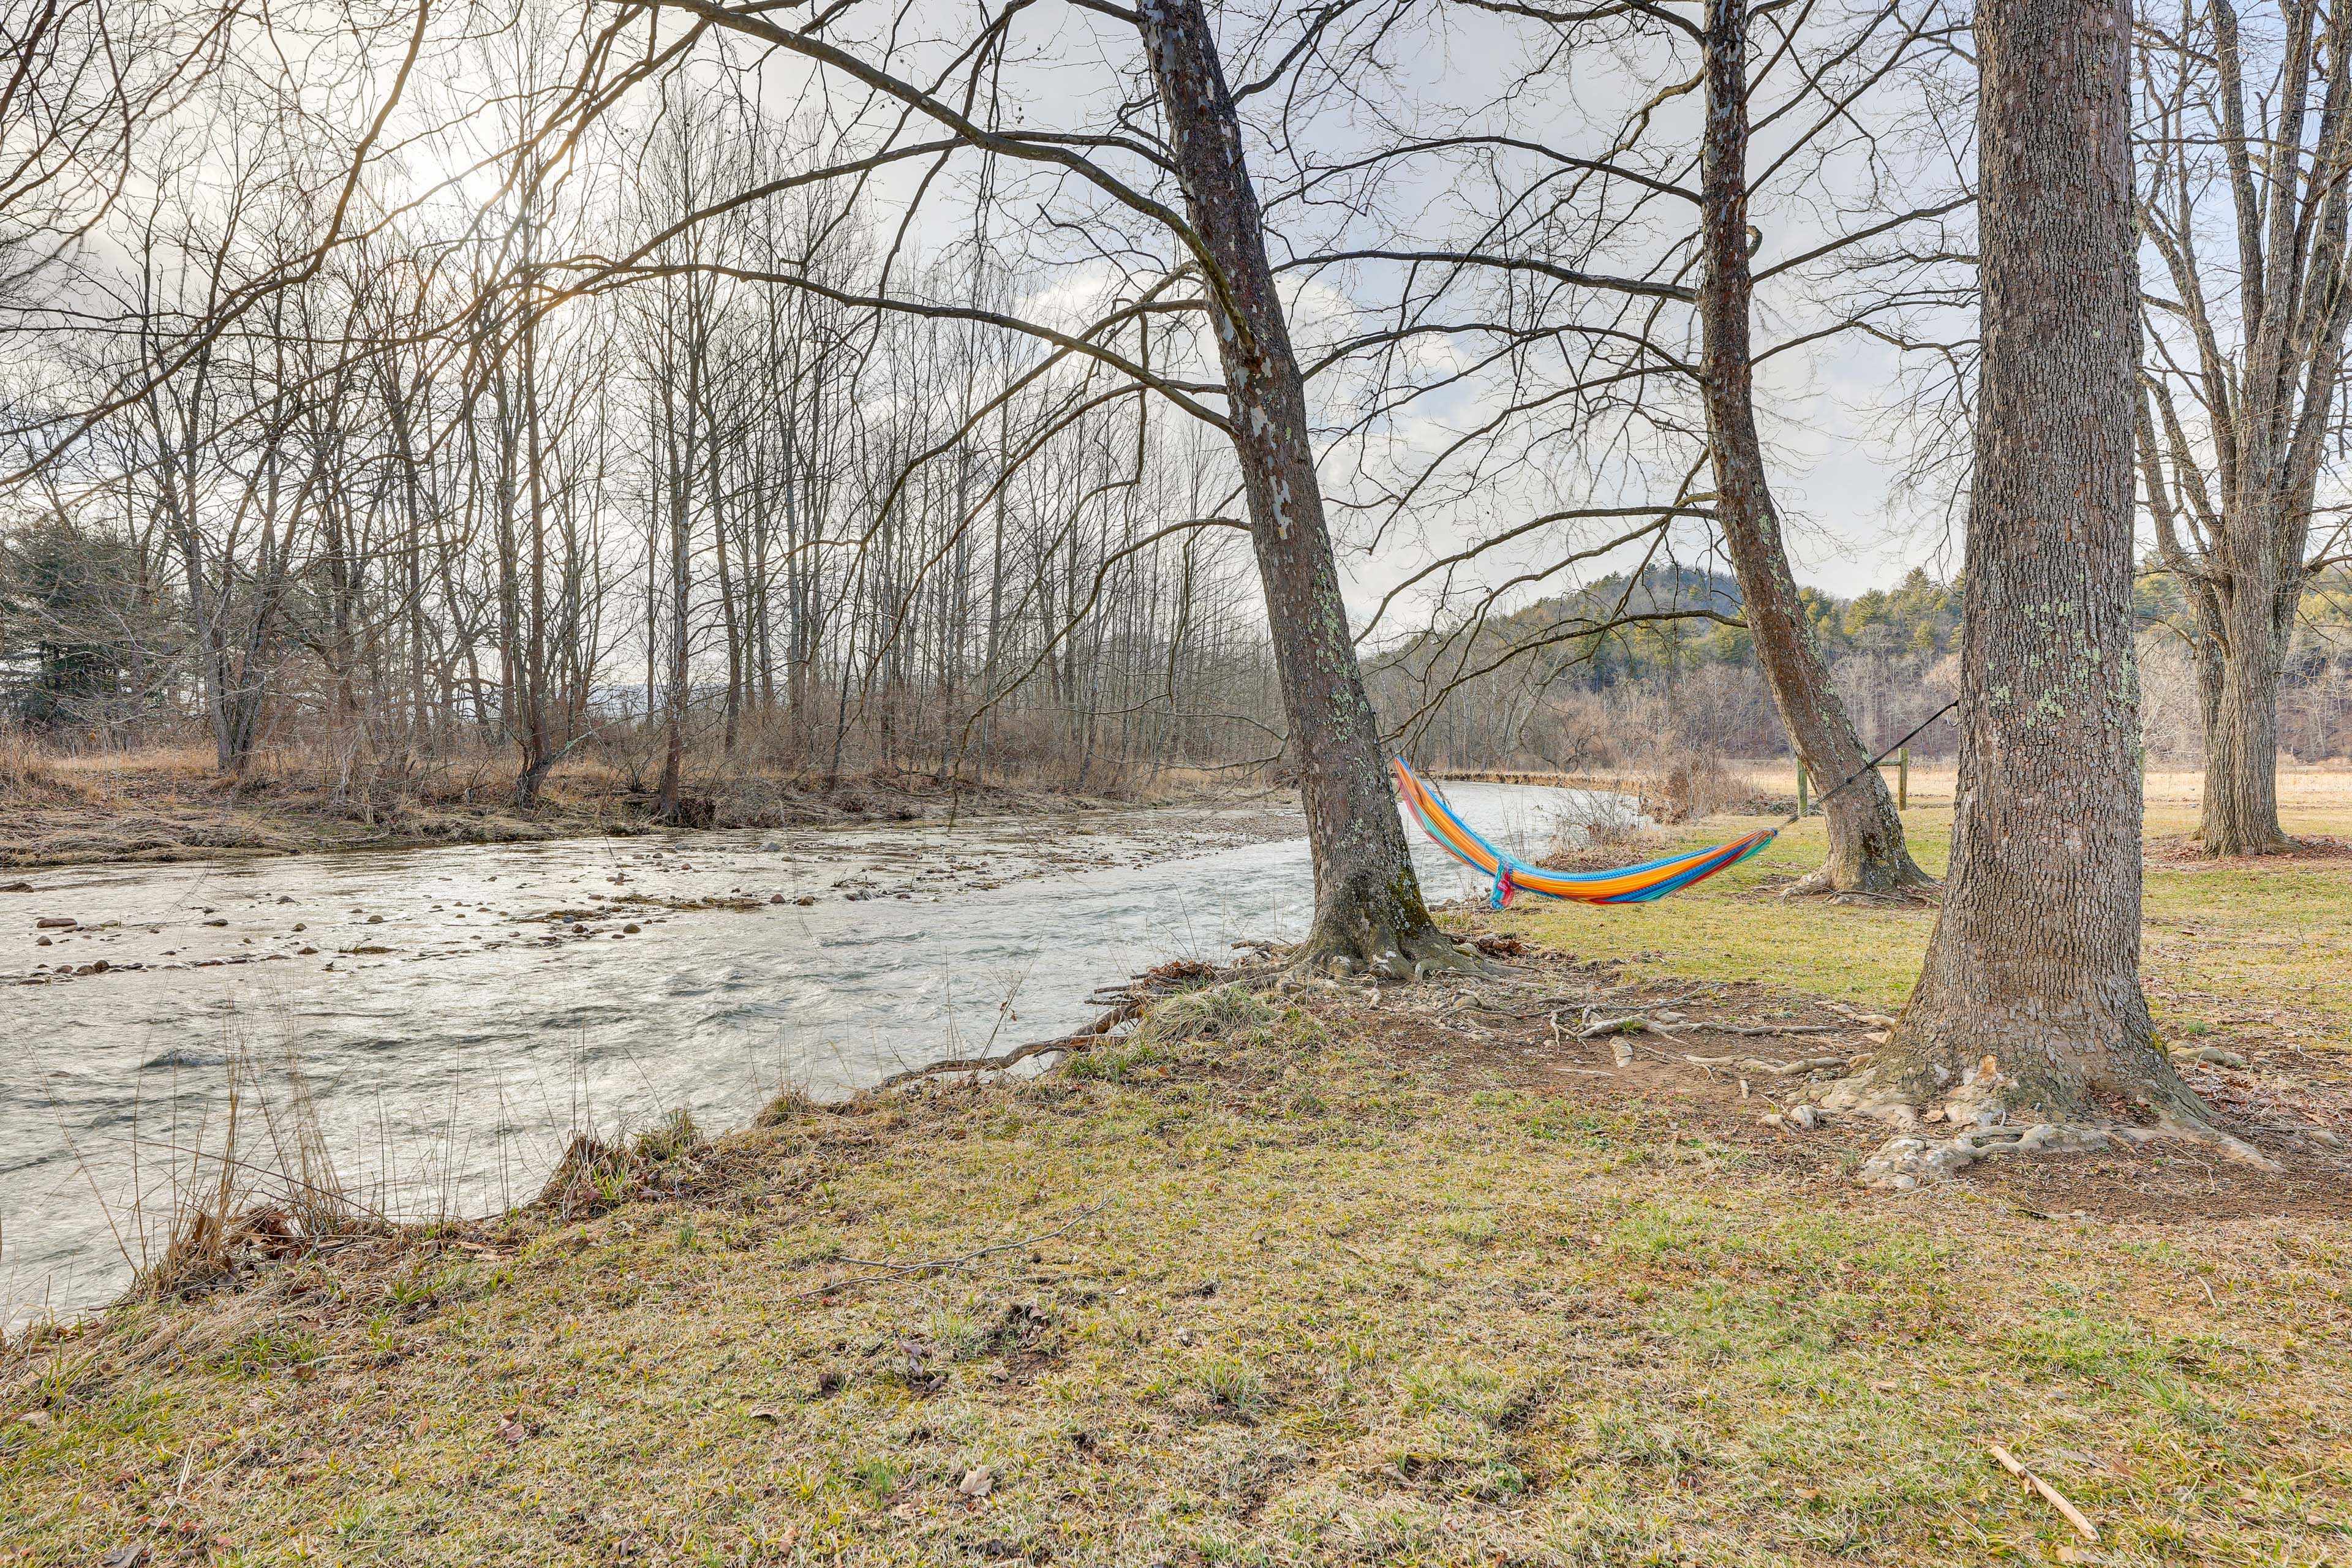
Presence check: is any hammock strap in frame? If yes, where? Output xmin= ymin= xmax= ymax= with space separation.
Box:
xmin=1790 ymin=701 xmax=1957 ymax=826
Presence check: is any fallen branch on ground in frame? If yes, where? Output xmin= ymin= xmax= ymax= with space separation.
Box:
xmin=1988 ymin=1443 xmax=2100 ymax=1544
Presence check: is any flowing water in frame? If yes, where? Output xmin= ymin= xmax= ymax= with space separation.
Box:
xmin=1 ymin=780 xmax=1634 ymax=1324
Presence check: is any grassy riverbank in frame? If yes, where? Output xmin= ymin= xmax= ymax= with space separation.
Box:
xmin=5 ymin=790 xmax=2348 ymax=1566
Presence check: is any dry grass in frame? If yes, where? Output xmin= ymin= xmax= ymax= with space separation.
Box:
xmin=1 ymin=737 xmax=1237 ymax=871
xmin=5 ymin=984 xmax=2350 ymax=1566
xmin=0 ymin=727 xmax=85 ymax=804
xmin=1728 ymin=760 xmax=2352 ymax=816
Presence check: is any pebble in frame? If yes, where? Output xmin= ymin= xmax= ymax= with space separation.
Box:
xmin=2194 ymin=1046 xmax=2248 ymax=1069
xmin=34 ymin=917 xmax=75 ymax=930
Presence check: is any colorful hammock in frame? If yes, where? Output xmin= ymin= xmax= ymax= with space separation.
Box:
xmin=1391 ymin=757 xmax=1779 ymax=908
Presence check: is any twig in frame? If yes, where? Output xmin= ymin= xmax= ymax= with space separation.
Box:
xmin=1988 ymin=1444 xmax=2100 ymax=1544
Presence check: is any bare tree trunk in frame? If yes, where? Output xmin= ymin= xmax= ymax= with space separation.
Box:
xmin=1863 ymin=0 xmax=2202 ymax=1126
xmin=1698 ymin=0 xmax=1928 ymax=897
xmin=2200 ymin=561 xmax=2291 ymax=854
xmin=1135 ymin=0 xmax=1464 ymax=974
xmin=656 ymin=368 xmax=693 ymax=824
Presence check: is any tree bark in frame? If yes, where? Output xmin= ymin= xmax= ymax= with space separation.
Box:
xmin=1134 ymin=0 xmax=1466 ymax=974
xmin=2199 ymin=559 xmax=2293 ymax=854
xmin=1698 ymin=0 xmax=1928 ymax=897
xmin=1866 ymin=0 xmax=2202 ymax=1125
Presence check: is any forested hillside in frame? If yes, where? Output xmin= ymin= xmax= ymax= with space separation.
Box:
xmin=1370 ymin=566 xmax=2352 ymax=772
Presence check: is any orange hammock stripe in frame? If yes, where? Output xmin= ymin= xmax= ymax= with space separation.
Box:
xmin=1392 ymin=758 xmax=1777 ymax=906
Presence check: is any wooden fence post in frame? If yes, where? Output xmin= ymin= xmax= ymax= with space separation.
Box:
xmin=1898 ymin=746 xmax=1909 ymax=811
xmin=1796 ymin=759 xmax=1809 ymax=815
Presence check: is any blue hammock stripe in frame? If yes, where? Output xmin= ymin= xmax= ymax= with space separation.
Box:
xmin=1392 ymin=758 xmax=1777 ymax=906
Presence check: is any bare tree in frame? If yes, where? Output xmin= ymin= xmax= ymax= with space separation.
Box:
xmin=1855 ymin=0 xmax=2209 ymax=1129
xmin=2136 ymin=0 xmax=2352 ymax=854
xmin=1 ymin=0 xmax=232 ymax=305
xmin=1133 ymin=0 xmax=1457 ymax=970
xmin=546 ymin=0 xmax=1472 ymax=971
xmin=1254 ymin=0 xmax=1954 ymax=894
xmin=1698 ymin=0 xmax=1932 ymax=893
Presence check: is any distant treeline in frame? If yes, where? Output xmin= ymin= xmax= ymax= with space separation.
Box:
xmin=1370 ymin=566 xmax=2352 ymax=772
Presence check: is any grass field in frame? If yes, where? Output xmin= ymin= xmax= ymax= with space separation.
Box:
xmin=1512 ymin=767 xmax=2352 ymax=1050
xmin=3 ymin=783 xmax=2348 ymax=1566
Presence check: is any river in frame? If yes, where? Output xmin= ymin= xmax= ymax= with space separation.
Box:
xmin=1 ymin=780 xmax=1630 ymax=1325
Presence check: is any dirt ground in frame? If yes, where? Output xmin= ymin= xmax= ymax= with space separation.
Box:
xmin=1342 ymin=940 xmax=2352 ymax=1226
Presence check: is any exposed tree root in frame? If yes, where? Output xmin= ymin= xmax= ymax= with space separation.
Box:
xmin=1850 ymin=1121 xmax=2114 ymax=1191
xmin=2199 ymin=832 xmax=2297 ymax=859
xmin=2113 ymin=1110 xmax=2280 ymax=1170
xmin=1780 ymin=853 xmax=1940 ymax=902
xmin=1822 ymin=1054 xmax=2283 ymax=1189
xmin=876 ymin=1014 xmax=1125 ymax=1089
xmin=1289 ymin=916 xmax=1495 ymax=984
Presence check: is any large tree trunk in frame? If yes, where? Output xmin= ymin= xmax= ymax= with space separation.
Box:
xmin=1697 ymin=0 xmax=1928 ymax=897
xmin=1134 ymin=0 xmax=1467 ymax=975
xmin=1862 ymin=0 xmax=2201 ymax=1126
xmin=2199 ymin=553 xmax=2293 ymax=854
